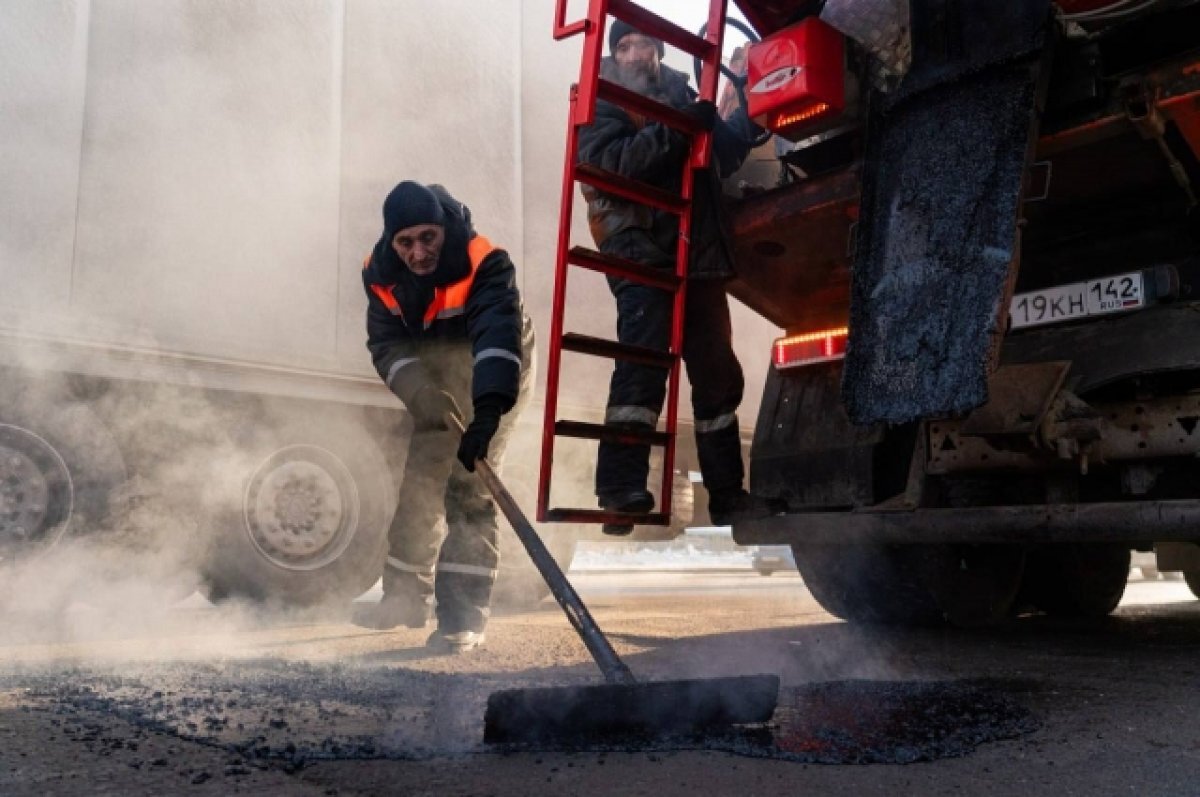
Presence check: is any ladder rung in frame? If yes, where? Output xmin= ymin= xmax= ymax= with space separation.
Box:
xmin=555 ymin=420 xmax=671 ymax=447
xmin=562 ymin=333 xmax=676 ymax=369
xmin=597 ymin=78 xmax=705 ymax=135
xmin=608 ymin=0 xmax=718 ymax=61
xmin=567 ymin=246 xmax=682 ymax=291
xmin=574 ymin=164 xmax=688 ymax=215
xmin=546 ymin=508 xmax=670 ymax=526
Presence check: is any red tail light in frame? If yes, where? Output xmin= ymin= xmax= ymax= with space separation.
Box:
xmin=772 ymin=327 xmax=849 ymax=369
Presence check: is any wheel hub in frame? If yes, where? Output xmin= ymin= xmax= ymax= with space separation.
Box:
xmin=243 ymin=446 xmax=359 ymax=571
xmin=0 ymin=425 xmax=72 ymax=558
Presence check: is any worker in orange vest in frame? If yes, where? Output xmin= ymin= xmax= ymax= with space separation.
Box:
xmin=355 ymin=181 xmax=534 ymax=653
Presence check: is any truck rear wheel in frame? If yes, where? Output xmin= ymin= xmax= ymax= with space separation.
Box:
xmin=791 ymin=544 xmax=942 ymax=626
xmin=1186 ymin=570 xmax=1200 ymax=599
xmin=915 ymin=545 xmax=1026 ymax=627
xmin=793 ymin=543 xmax=1026 ymax=627
xmin=1020 ymin=544 xmax=1130 ymax=618
xmin=202 ymin=410 xmax=392 ymax=608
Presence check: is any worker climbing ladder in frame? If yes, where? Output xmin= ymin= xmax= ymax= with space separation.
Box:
xmin=537 ymin=0 xmax=731 ymax=526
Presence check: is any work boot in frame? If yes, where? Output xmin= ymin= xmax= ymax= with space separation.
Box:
xmin=598 ymin=489 xmax=655 ymax=537
xmin=426 ymin=628 xmax=486 ymax=654
xmin=708 ymin=488 xmax=775 ymax=527
xmin=351 ymin=594 xmax=430 ymax=631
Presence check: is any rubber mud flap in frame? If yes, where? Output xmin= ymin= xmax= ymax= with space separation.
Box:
xmin=842 ymin=0 xmax=1054 ymax=425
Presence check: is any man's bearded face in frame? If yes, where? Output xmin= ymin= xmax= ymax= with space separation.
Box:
xmin=612 ymin=33 xmax=661 ymax=94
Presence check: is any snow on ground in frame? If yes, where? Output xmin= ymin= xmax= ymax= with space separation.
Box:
xmin=570 ymin=527 xmax=791 ymax=571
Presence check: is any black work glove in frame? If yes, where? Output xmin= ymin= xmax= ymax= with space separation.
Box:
xmin=408 ymin=384 xmax=462 ymax=431
xmin=456 ymin=397 xmax=505 ymax=472
xmin=680 ymin=99 xmax=718 ymax=132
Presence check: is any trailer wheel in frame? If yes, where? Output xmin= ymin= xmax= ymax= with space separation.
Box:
xmin=1020 ymin=544 xmax=1130 ymax=618
xmin=203 ymin=412 xmax=391 ymax=607
xmin=791 ymin=544 xmax=942 ymax=625
xmin=0 ymin=402 xmax=127 ymax=563
xmin=0 ymin=400 xmax=128 ymax=611
xmin=915 ymin=545 xmax=1026 ymax=627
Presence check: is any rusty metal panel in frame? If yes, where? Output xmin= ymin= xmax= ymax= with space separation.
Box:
xmin=728 ymin=166 xmax=859 ymax=330
xmin=927 ymin=390 xmax=1200 ymax=475
xmin=925 ymin=424 xmax=1050 ymax=475
xmin=1092 ymin=394 xmax=1200 ymax=461
xmin=959 ymin=362 xmax=1069 ymax=438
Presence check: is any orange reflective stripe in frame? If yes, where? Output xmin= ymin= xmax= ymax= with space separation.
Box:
xmin=365 ymin=251 xmax=404 ymax=318
xmin=423 ymin=235 xmax=498 ymax=329
xmin=369 ymin=283 xmax=403 ymax=317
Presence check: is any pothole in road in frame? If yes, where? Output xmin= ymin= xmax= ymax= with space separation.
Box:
xmin=10 ymin=666 xmax=1038 ymax=768
xmin=750 ymin=679 xmax=1039 ymax=764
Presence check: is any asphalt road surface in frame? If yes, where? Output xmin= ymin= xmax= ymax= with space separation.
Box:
xmin=2 ymin=569 xmax=1199 ymax=796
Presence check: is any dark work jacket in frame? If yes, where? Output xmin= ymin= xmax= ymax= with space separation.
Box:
xmin=363 ymin=186 xmax=530 ymax=413
xmin=577 ymin=60 xmax=759 ymax=279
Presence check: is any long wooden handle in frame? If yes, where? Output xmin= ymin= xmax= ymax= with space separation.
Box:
xmin=448 ymin=413 xmax=635 ymax=685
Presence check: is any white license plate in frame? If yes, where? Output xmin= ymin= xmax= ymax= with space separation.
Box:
xmin=1010 ymin=271 xmax=1145 ymax=330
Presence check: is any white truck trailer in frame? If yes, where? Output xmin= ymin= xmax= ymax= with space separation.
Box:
xmin=0 ymin=0 xmax=543 ymax=606
xmin=0 ymin=0 xmax=775 ymax=608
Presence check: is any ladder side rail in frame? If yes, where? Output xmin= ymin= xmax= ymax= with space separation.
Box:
xmin=573 ymin=0 xmax=611 ymax=128
xmin=659 ymin=160 xmax=693 ymax=519
xmin=659 ymin=0 xmax=730 ymax=518
xmin=538 ymin=88 xmax=587 ymax=523
xmin=694 ymin=0 xmax=729 ymax=166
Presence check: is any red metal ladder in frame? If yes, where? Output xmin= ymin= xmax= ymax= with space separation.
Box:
xmin=537 ymin=0 xmax=730 ymax=526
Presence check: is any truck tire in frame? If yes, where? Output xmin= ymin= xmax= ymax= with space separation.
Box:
xmin=791 ymin=544 xmax=942 ymax=625
xmin=202 ymin=411 xmax=392 ymax=607
xmin=0 ymin=400 xmax=128 ymax=611
xmin=915 ymin=545 xmax=1026 ymax=627
xmin=0 ymin=401 xmax=127 ymax=563
xmin=1020 ymin=544 xmax=1130 ymax=618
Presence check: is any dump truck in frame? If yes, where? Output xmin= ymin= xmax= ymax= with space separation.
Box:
xmin=707 ymin=0 xmax=1200 ymax=624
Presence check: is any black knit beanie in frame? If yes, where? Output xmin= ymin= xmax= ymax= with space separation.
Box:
xmin=383 ymin=181 xmax=445 ymax=234
xmin=608 ymin=19 xmax=665 ymax=58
